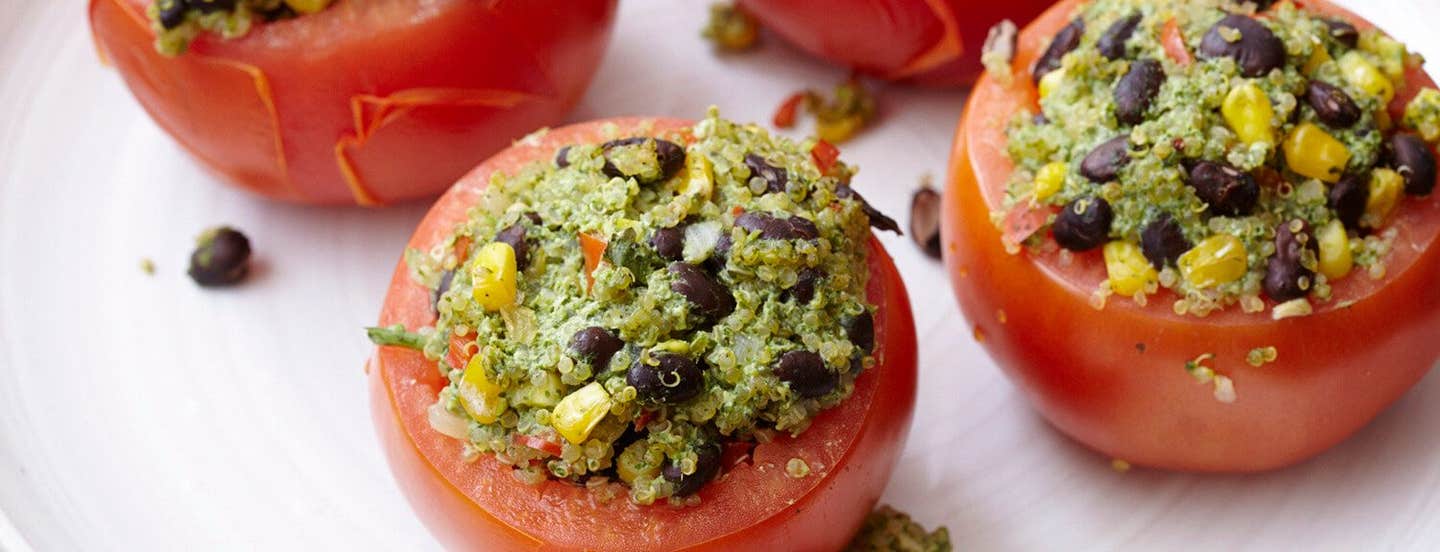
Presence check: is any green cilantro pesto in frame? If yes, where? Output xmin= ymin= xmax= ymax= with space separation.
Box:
xmin=393 ymin=109 xmax=887 ymax=505
xmin=999 ymin=0 xmax=1437 ymax=318
xmin=846 ymin=506 xmax=953 ymax=552
xmin=148 ymin=0 xmax=333 ymax=56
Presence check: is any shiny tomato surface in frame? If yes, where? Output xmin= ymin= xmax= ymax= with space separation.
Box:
xmin=738 ymin=0 xmax=1052 ymax=86
xmin=944 ymin=0 xmax=1440 ymax=471
xmin=89 ymin=0 xmax=617 ymax=205
xmin=370 ymin=118 xmax=918 ymax=550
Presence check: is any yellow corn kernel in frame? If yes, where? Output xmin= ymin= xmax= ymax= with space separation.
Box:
xmin=1223 ymin=83 xmax=1276 ymax=146
xmin=1282 ymin=123 xmax=1351 ymax=183
xmin=1403 ymin=88 xmax=1440 ymax=143
xmin=458 ymin=354 xmax=506 ymax=424
xmin=1177 ymin=234 xmax=1248 ymax=288
xmin=678 ymin=152 xmax=713 ymax=198
xmin=283 ymin=0 xmax=332 ymax=14
xmin=1339 ymin=51 xmax=1394 ymax=104
xmin=1303 ymin=45 xmax=1332 ymax=77
xmin=1316 ymin=219 xmax=1353 ymax=280
xmin=1103 ymin=241 xmax=1158 ymax=297
xmin=1039 ymin=67 xmax=1065 ymax=100
xmin=551 ymin=382 xmax=612 ymax=445
xmin=1033 ymin=162 xmax=1068 ymax=202
xmin=1364 ymin=168 xmax=1404 ymax=227
xmin=470 ymin=242 xmax=518 ymax=311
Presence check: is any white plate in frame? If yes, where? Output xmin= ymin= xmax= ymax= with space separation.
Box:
xmin=3 ymin=1 xmax=1440 ymax=550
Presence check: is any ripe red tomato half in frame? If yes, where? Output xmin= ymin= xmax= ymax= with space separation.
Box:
xmin=369 ymin=118 xmax=918 ymax=550
xmin=89 ymin=0 xmax=617 ymax=205
xmin=943 ymin=0 xmax=1440 ymax=472
xmin=737 ymin=0 xmax=1052 ymax=86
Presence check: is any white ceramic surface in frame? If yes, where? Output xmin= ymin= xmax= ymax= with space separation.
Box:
xmin=3 ymin=1 xmax=1440 ymax=550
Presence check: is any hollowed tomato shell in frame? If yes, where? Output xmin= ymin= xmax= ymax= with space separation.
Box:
xmin=370 ymin=117 xmax=918 ymax=550
xmin=737 ymin=0 xmax=1052 ymax=86
xmin=943 ymin=0 xmax=1440 ymax=471
xmin=89 ymin=0 xmax=617 ymax=206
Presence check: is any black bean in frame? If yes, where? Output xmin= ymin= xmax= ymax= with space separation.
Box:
xmin=188 ymin=226 xmax=251 ymax=287
xmin=909 ymin=186 xmax=942 ymax=259
xmin=1033 ymin=19 xmax=1084 ymax=83
xmin=774 ymin=351 xmax=838 ymax=398
xmin=744 ymin=154 xmax=788 ymax=194
xmin=190 ymin=0 xmax=235 ymax=13
xmin=1187 ymin=161 xmax=1260 ymax=217
xmin=1199 ymin=14 xmax=1286 ymax=78
xmin=157 ymin=0 xmax=189 ymax=29
xmin=1080 ymin=136 xmax=1131 ymax=182
xmin=628 ymin=353 xmax=705 ymax=405
xmin=1240 ymin=0 xmax=1275 ymax=9
xmin=1097 ymin=13 xmax=1142 ymax=60
xmin=1140 ymin=214 xmax=1191 ymax=269
xmin=1388 ymin=133 xmax=1437 ymax=196
xmin=554 ymin=145 xmax=572 ymax=168
xmin=1328 ymin=173 xmax=1369 ymax=230
xmin=836 ymin=184 xmax=902 ymax=234
xmin=523 ymin=211 xmax=543 ymax=225
xmin=1264 ymin=220 xmax=1316 ymax=302
xmin=735 ymin=212 xmax=819 ymax=241
xmin=494 ymin=224 xmax=530 ymax=270
xmin=1114 ymin=58 xmax=1166 ymax=126
xmin=1325 ymin=19 xmax=1359 ymax=49
xmin=431 ymin=269 xmax=455 ymax=314
xmin=786 ymin=267 xmax=824 ymax=304
xmin=663 ymin=442 xmax=722 ymax=497
xmin=650 ymin=226 xmax=685 ymax=261
xmin=1052 ymin=197 xmax=1113 ymax=251
xmin=1305 ymin=81 xmax=1361 ymax=128
xmin=669 ymin=263 xmax=735 ymax=322
xmin=569 ymin=326 xmax=624 ymax=369
xmin=600 ymin=137 xmax=685 ymax=184
xmin=844 ymin=311 xmax=875 ymax=354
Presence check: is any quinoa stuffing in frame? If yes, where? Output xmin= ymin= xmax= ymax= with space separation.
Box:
xmin=370 ymin=109 xmax=896 ymax=505
xmin=996 ymin=0 xmax=1438 ymax=318
xmin=148 ymin=0 xmax=335 ymax=56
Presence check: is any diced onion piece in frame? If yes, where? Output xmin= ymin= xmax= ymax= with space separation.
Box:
xmin=427 ymin=402 xmax=471 ymax=440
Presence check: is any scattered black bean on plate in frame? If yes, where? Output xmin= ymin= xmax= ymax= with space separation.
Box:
xmin=909 ymin=186 xmax=942 ymax=260
xmin=1052 ymin=196 xmax=1113 ymax=252
xmin=1140 ymin=213 xmax=1191 ymax=270
xmin=663 ymin=442 xmax=722 ymax=496
xmin=1080 ymin=136 xmax=1131 ymax=182
xmin=1187 ymin=160 xmax=1260 ymax=216
xmin=188 ymin=226 xmax=251 ymax=287
xmin=1264 ymin=220 xmax=1316 ymax=302
xmin=1305 ymin=81 xmax=1361 ymax=129
xmin=1198 ymin=14 xmax=1286 ymax=78
xmin=774 ymin=350 xmax=838 ymax=398
xmin=1388 ymin=133 xmax=1437 ymax=196
xmin=627 ymin=353 xmax=705 ymax=405
xmin=1114 ymin=58 xmax=1165 ymax=126
xmin=1097 ymin=12 xmax=1142 ymax=60
xmin=1033 ymin=18 xmax=1084 ymax=83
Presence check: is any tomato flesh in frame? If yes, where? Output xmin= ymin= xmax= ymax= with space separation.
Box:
xmin=371 ymin=118 xmax=918 ymax=550
xmin=89 ymin=0 xmax=617 ymax=205
xmin=738 ymin=0 xmax=1052 ymax=86
xmin=943 ymin=0 xmax=1440 ymax=471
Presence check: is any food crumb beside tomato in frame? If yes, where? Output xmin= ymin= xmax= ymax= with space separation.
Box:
xmin=701 ymin=1 xmax=760 ymax=52
xmin=772 ymin=92 xmax=806 ymax=129
xmin=187 ymin=226 xmax=251 ymax=287
xmin=845 ymin=505 xmax=952 ymax=552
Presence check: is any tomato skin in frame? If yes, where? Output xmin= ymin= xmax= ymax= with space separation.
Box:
xmin=370 ymin=118 xmax=918 ymax=550
xmin=89 ymin=0 xmax=617 ymax=206
xmin=737 ymin=0 xmax=1051 ymax=86
xmin=943 ymin=0 xmax=1440 ymax=471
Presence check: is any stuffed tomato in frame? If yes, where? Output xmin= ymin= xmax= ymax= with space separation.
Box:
xmin=944 ymin=0 xmax=1440 ymax=471
xmin=736 ymin=0 xmax=1052 ymax=86
xmin=89 ymin=0 xmax=617 ymax=205
xmin=368 ymin=113 xmax=917 ymax=550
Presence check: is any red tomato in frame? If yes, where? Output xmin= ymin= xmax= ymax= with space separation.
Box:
xmin=88 ymin=0 xmax=617 ymax=205
xmin=369 ymin=118 xmax=918 ymax=550
xmin=737 ymin=0 xmax=1052 ymax=86
xmin=943 ymin=0 xmax=1440 ymax=472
